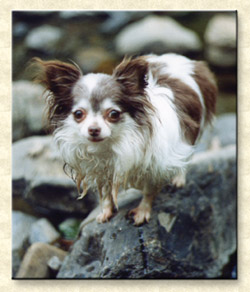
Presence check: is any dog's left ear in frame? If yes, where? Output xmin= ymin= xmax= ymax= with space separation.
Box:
xmin=113 ymin=57 xmax=148 ymax=95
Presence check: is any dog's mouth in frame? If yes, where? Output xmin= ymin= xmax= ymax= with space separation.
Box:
xmin=87 ymin=137 xmax=105 ymax=143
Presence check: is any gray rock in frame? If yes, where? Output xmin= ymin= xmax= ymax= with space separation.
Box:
xmin=195 ymin=113 xmax=236 ymax=153
xmin=25 ymin=25 xmax=63 ymax=52
xmin=101 ymin=11 xmax=134 ymax=34
xmin=12 ymin=211 xmax=37 ymax=277
xmin=214 ymin=113 xmax=236 ymax=147
xmin=12 ymin=135 xmax=98 ymax=216
xmin=12 ymin=80 xmax=45 ymax=141
xmin=101 ymin=11 xmax=148 ymax=34
xmin=29 ymin=218 xmax=60 ymax=244
xmin=57 ymin=145 xmax=236 ymax=279
xmin=115 ymin=15 xmax=202 ymax=55
xmin=59 ymin=11 xmax=93 ymax=19
xmin=204 ymin=14 xmax=236 ymax=67
xmin=15 ymin=242 xmax=67 ymax=278
xmin=13 ymin=22 xmax=29 ymax=39
xmin=59 ymin=11 xmax=106 ymax=19
xmin=79 ymin=188 xmax=143 ymax=231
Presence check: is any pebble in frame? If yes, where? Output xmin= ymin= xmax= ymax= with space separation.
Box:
xmin=48 ymin=256 xmax=63 ymax=272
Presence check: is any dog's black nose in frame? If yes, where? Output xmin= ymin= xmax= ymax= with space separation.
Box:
xmin=88 ymin=126 xmax=101 ymax=137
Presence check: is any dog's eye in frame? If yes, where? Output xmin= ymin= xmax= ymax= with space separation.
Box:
xmin=73 ymin=109 xmax=86 ymax=122
xmin=107 ymin=110 xmax=121 ymax=122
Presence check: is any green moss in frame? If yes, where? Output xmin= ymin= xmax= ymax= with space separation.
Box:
xmin=58 ymin=218 xmax=82 ymax=240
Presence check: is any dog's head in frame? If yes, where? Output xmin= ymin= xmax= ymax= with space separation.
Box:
xmin=33 ymin=57 xmax=154 ymax=144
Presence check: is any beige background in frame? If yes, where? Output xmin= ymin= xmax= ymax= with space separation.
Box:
xmin=1 ymin=1 xmax=248 ymax=291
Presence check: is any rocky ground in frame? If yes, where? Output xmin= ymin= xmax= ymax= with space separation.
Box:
xmin=58 ymin=144 xmax=236 ymax=279
xmin=12 ymin=11 xmax=237 ymax=279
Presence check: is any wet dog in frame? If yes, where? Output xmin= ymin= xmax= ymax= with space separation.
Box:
xmin=33 ymin=53 xmax=217 ymax=225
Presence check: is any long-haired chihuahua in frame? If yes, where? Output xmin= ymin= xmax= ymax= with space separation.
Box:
xmin=32 ymin=53 xmax=217 ymax=225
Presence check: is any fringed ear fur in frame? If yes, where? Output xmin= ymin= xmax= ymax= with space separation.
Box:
xmin=113 ymin=56 xmax=148 ymax=96
xmin=192 ymin=61 xmax=217 ymax=124
xmin=31 ymin=57 xmax=82 ymax=94
xmin=30 ymin=58 xmax=82 ymax=132
xmin=112 ymin=56 xmax=155 ymax=135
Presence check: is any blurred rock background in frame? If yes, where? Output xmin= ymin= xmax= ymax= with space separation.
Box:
xmin=12 ymin=10 xmax=237 ymax=279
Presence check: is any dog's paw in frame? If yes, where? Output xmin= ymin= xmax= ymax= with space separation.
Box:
xmin=96 ymin=207 xmax=113 ymax=223
xmin=129 ymin=206 xmax=151 ymax=226
xmin=172 ymin=173 xmax=186 ymax=188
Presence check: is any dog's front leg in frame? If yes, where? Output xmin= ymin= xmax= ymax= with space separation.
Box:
xmin=96 ymin=183 xmax=114 ymax=223
xmin=172 ymin=170 xmax=186 ymax=188
xmin=129 ymin=185 xmax=160 ymax=225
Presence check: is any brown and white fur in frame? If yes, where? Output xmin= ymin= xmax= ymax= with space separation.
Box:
xmin=33 ymin=53 xmax=217 ymax=225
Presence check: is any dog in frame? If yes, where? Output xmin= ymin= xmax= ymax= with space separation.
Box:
xmin=32 ymin=53 xmax=217 ymax=225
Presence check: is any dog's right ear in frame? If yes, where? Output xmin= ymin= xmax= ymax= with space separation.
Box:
xmin=31 ymin=58 xmax=82 ymax=95
xmin=30 ymin=58 xmax=82 ymax=132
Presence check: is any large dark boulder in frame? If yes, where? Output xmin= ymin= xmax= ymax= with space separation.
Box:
xmin=57 ymin=144 xmax=236 ymax=279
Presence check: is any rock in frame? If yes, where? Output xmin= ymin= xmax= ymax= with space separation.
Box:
xmin=12 ymin=135 xmax=98 ymax=217
xmin=57 ymin=145 xmax=236 ymax=279
xmin=29 ymin=218 xmax=61 ymax=244
xmin=59 ymin=11 xmax=93 ymax=19
xmin=101 ymin=11 xmax=133 ymax=34
xmin=48 ymin=256 xmax=64 ymax=272
xmin=78 ymin=188 xmax=143 ymax=231
xmin=101 ymin=11 xmax=148 ymax=34
xmin=59 ymin=11 xmax=108 ymax=19
xmin=115 ymin=15 xmax=202 ymax=55
xmin=195 ymin=113 xmax=236 ymax=153
xmin=12 ymin=80 xmax=45 ymax=141
xmin=12 ymin=211 xmax=37 ymax=252
xmin=15 ymin=242 xmax=67 ymax=278
xmin=25 ymin=25 xmax=63 ymax=52
xmin=204 ymin=14 xmax=236 ymax=67
xmin=13 ymin=22 xmax=29 ymax=39
xmin=12 ymin=211 xmax=37 ymax=276
xmin=213 ymin=113 xmax=236 ymax=147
